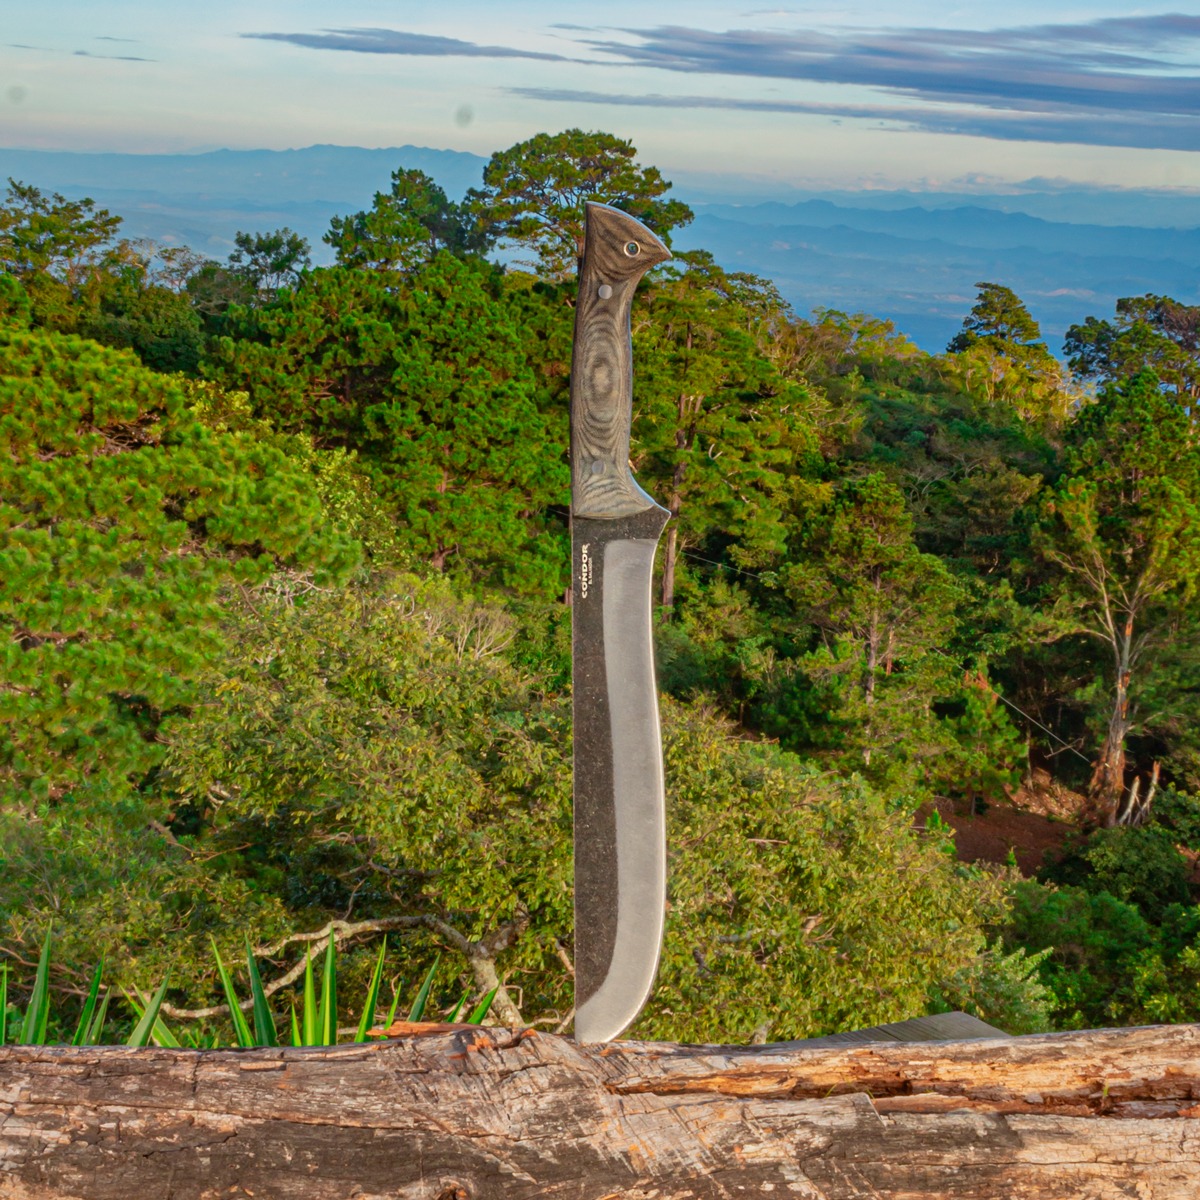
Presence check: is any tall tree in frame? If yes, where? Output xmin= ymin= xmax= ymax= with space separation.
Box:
xmin=227 ymin=228 xmax=311 ymax=299
xmin=783 ymin=473 xmax=962 ymax=775
xmin=1033 ymin=371 xmax=1200 ymax=822
xmin=1065 ymin=294 xmax=1200 ymax=403
xmin=325 ymin=168 xmax=484 ymax=272
xmin=946 ymin=282 xmax=1070 ymax=423
xmin=469 ymin=129 xmax=693 ymax=278
xmin=632 ymin=251 xmax=815 ymax=612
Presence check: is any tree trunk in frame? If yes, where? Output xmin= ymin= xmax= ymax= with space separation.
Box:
xmin=5 ymin=1024 xmax=1199 ymax=1198
xmin=659 ymin=390 xmax=692 ymax=615
xmin=1090 ymin=620 xmax=1135 ymax=825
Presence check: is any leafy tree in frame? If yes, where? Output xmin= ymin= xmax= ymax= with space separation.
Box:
xmin=469 ymin=129 xmax=693 ymax=278
xmin=227 ymin=228 xmax=311 ymax=299
xmin=1033 ymin=372 xmax=1200 ymax=820
xmin=938 ymin=677 xmax=1025 ymax=814
xmin=948 ymin=282 xmax=1048 ymax=355
xmin=325 ymin=168 xmax=485 ymax=272
xmin=0 ymin=179 xmax=122 ymax=286
xmin=0 ymin=327 xmax=354 ymax=805
xmin=1065 ymin=294 xmax=1200 ymax=402
xmin=945 ymin=283 xmax=1070 ymax=423
xmin=783 ymin=473 xmax=962 ymax=778
xmin=1043 ymin=826 xmax=1191 ymax=922
xmin=208 ymin=256 xmax=569 ymax=591
xmin=0 ymin=180 xmax=124 ymax=330
xmin=648 ymin=703 xmax=1019 ymax=1041
xmin=632 ymin=251 xmax=816 ymax=611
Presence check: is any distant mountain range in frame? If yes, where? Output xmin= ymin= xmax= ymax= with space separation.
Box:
xmin=2 ymin=143 xmax=1197 ymax=353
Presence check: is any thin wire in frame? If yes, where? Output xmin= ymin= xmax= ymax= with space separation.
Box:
xmin=679 ymin=548 xmax=1093 ymax=765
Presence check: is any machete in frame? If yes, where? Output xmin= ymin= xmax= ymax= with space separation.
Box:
xmin=571 ymin=201 xmax=672 ymax=1043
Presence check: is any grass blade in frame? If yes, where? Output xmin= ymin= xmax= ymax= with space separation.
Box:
xmin=447 ymin=991 xmax=469 ymax=1023
xmin=244 ymin=939 xmax=278 ymax=1047
xmin=18 ymin=928 xmax=53 ymax=1045
xmin=302 ymin=947 xmax=318 ymax=1047
xmin=71 ymin=961 xmax=105 ymax=1046
xmin=0 ymin=961 xmax=8 ymax=1046
xmin=318 ymin=938 xmax=337 ymax=1046
xmin=290 ymin=1001 xmax=301 ymax=1047
xmin=353 ymin=938 xmax=388 ymax=1043
xmin=126 ymin=977 xmax=170 ymax=1047
xmin=210 ymin=938 xmax=253 ymax=1048
xmin=407 ymin=955 xmax=440 ymax=1022
xmin=466 ymin=986 xmax=498 ymax=1026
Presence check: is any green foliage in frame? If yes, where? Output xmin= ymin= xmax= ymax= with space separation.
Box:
xmin=643 ymin=702 xmax=1012 ymax=1041
xmin=326 ymin=169 xmax=485 ymax=271
xmin=1042 ymin=826 xmax=1192 ymax=922
xmin=9 ymin=145 xmax=1200 ymax=1045
xmin=469 ymin=129 xmax=693 ymax=278
xmin=1065 ymin=294 xmax=1200 ymax=400
xmin=1002 ymin=882 xmax=1200 ymax=1029
xmin=228 ymin=228 xmax=312 ymax=298
xmin=208 ymin=256 xmax=568 ymax=591
xmin=0 ymin=328 xmax=355 ymax=803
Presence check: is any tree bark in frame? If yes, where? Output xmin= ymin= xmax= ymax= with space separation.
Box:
xmin=1090 ymin=618 xmax=1135 ymax=825
xmin=4 ymin=1024 xmax=1200 ymax=1198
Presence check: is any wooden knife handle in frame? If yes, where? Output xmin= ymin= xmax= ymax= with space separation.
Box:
xmin=570 ymin=202 xmax=671 ymax=519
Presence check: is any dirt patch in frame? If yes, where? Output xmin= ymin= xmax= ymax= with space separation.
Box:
xmin=1010 ymin=768 xmax=1090 ymax=824
xmin=921 ymin=795 xmax=1080 ymax=877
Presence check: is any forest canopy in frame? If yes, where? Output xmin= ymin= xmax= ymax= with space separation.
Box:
xmin=3 ymin=132 xmax=1200 ymax=1046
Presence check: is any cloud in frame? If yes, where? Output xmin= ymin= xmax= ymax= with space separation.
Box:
xmin=570 ymin=17 xmax=1200 ymax=119
xmin=238 ymin=14 xmax=1200 ymax=150
xmin=73 ymin=49 xmax=153 ymax=62
xmin=508 ymin=87 xmax=1200 ymax=153
xmin=242 ymin=27 xmax=575 ymax=63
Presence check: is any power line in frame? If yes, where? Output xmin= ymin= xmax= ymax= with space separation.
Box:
xmin=679 ymin=548 xmax=1093 ymax=765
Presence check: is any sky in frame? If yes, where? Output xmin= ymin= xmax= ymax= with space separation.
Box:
xmin=3 ymin=1 xmax=1199 ymax=193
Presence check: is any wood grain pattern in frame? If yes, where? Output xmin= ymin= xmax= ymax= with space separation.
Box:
xmin=570 ymin=202 xmax=671 ymax=519
xmin=3 ymin=1024 xmax=1199 ymax=1198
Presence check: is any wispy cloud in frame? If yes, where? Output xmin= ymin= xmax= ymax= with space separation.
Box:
xmin=242 ymin=27 xmax=575 ymax=63
xmin=238 ymin=14 xmax=1200 ymax=150
xmin=509 ymin=87 xmax=1199 ymax=153
xmin=73 ymin=49 xmax=153 ymax=62
xmin=570 ymin=17 xmax=1200 ymax=119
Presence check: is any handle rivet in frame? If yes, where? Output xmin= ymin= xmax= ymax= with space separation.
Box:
xmin=590 ymin=459 xmax=604 ymax=475
xmin=597 ymin=284 xmax=613 ymax=300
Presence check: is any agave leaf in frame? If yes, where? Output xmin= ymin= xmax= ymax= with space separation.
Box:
xmin=18 ymin=928 xmax=53 ymax=1045
xmin=382 ymin=985 xmax=402 ymax=1030
xmin=86 ymin=990 xmax=111 ymax=1045
xmin=466 ymin=986 xmax=498 ymax=1026
xmin=124 ymin=987 xmax=182 ymax=1048
xmin=302 ymin=947 xmax=318 ymax=1047
xmin=210 ymin=938 xmax=253 ymax=1048
xmin=71 ymin=961 xmax=105 ymax=1046
xmin=447 ymin=991 xmax=469 ymax=1023
xmin=244 ymin=939 xmax=278 ymax=1048
xmin=353 ymin=938 xmax=388 ymax=1043
xmin=126 ymin=977 xmax=170 ymax=1047
xmin=290 ymin=1001 xmax=302 ymax=1048
xmin=407 ymin=955 xmax=440 ymax=1023
xmin=318 ymin=938 xmax=337 ymax=1046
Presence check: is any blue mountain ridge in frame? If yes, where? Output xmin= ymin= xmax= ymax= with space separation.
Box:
xmin=1 ymin=144 xmax=1196 ymax=353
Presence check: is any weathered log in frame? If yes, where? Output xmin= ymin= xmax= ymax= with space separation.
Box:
xmin=3 ymin=1023 xmax=1199 ymax=1199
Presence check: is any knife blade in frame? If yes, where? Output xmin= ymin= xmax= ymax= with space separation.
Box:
xmin=571 ymin=202 xmax=671 ymax=1043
